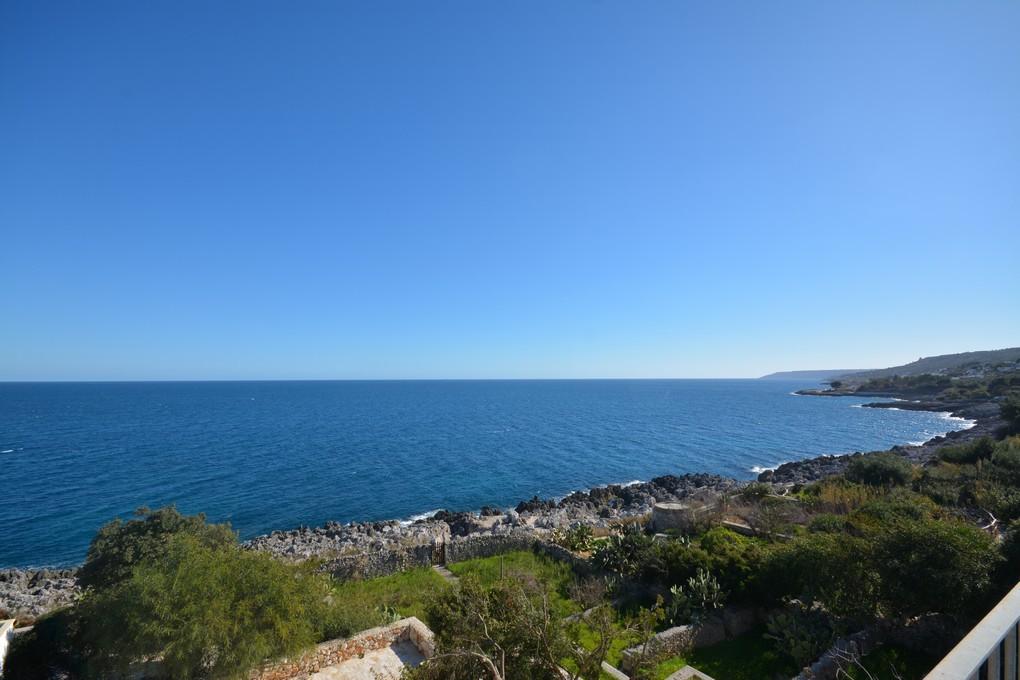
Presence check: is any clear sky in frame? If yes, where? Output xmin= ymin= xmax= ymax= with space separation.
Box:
xmin=2 ymin=1 xmax=1018 ymax=380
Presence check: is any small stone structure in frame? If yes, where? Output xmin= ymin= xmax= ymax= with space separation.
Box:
xmin=650 ymin=497 xmax=718 ymax=533
xmin=0 ymin=619 xmax=15 ymax=675
xmin=249 ymin=617 xmax=434 ymax=680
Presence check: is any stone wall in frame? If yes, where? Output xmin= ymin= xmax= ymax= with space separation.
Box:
xmin=249 ymin=617 xmax=434 ymax=680
xmin=323 ymin=542 xmax=438 ymax=580
xmin=619 ymin=606 xmax=759 ymax=673
xmin=446 ymin=530 xmax=537 ymax=563
xmin=323 ymin=530 xmax=591 ymax=582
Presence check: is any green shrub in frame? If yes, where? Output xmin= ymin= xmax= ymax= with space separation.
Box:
xmin=939 ymin=438 xmax=996 ymax=465
xmin=591 ymin=528 xmax=663 ymax=582
xmin=807 ymin=513 xmax=847 ymax=533
xmin=740 ymin=482 xmax=772 ymax=501
xmin=852 ymin=489 xmax=937 ymax=525
xmin=764 ymin=605 xmax=835 ymax=668
xmin=763 ymin=532 xmax=879 ymax=621
xmin=78 ymin=506 xmax=236 ymax=590
xmin=872 ymin=517 xmax=1001 ymax=619
xmin=845 ymin=453 xmax=913 ymax=487
xmin=553 ymin=523 xmax=595 ymax=552
xmin=77 ymin=534 xmax=330 ymax=679
xmin=667 ymin=569 xmax=724 ymax=625
xmin=1002 ymin=396 xmax=1020 ymax=433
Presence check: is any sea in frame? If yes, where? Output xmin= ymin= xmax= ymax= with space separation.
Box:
xmin=0 ymin=379 xmax=973 ymax=568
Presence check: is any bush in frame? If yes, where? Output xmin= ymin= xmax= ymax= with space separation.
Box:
xmin=764 ymin=604 xmax=835 ymax=668
xmin=78 ymin=506 xmax=235 ymax=590
xmin=591 ymin=528 xmax=663 ymax=582
xmin=872 ymin=517 xmax=1001 ymax=619
xmin=1002 ymin=396 xmax=1020 ymax=433
xmin=667 ymin=569 xmax=724 ymax=625
xmin=740 ymin=482 xmax=772 ymax=501
xmin=852 ymin=489 xmax=938 ymax=525
xmin=938 ymin=438 xmax=996 ymax=465
xmin=807 ymin=513 xmax=847 ymax=534
xmin=553 ymin=523 xmax=595 ymax=552
xmin=764 ymin=532 xmax=879 ymax=621
xmin=68 ymin=506 xmax=341 ymax=679
xmin=801 ymin=478 xmax=881 ymax=514
xmin=413 ymin=574 xmax=570 ymax=680
xmin=846 ymin=453 xmax=914 ymax=487
xmin=77 ymin=533 xmax=331 ymax=679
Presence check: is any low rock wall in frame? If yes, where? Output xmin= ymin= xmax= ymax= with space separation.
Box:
xmin=323 ymin=542 xmax=437 ymax=580
xmin=249 ymin=617 xmax=434 ymax=680
xmin=324 ymin=530 xmax=591 ymax=582
xmin=446 ymin=531 xmax=537 ymax=563
xmin=620 ymin=606 xmax=759 ymax=673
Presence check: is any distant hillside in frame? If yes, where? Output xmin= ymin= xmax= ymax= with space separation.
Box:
xmin=840 ymin=347 xmax=1020 ymax=381
xmin=759 ymin=369 xmax=870 ymax=381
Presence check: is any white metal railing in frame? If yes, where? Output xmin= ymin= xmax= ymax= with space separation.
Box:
xmin=926 ymin=582 xmax=1020 ymax=680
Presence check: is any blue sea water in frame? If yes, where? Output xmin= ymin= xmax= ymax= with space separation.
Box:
xmin=0 ymin=380 xmax=972 ymax=568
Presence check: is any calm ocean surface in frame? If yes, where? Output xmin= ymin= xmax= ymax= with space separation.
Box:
xmin=0 ymin=380 xmax=971 ymax=567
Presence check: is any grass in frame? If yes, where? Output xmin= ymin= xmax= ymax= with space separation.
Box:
xmin=448 ymin=550 xmax=583 ymax=617
xmin=330 ymin=566 xmax=450 ymax=633
xmin=652 ymin=627 xmax=796 ymax=680
xmin=842 ymin=644 xmax=938 ymax=680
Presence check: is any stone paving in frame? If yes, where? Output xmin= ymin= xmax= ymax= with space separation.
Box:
xmin=307 ymin=639 xmax=425 ymax=680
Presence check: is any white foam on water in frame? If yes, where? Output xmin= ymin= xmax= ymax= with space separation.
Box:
xmin=1 ymin=449 xmax=12 ymax=454
xmin=399 ymin=509 xmax=442 ymax=526
xmin=750 ymin=462 xmax=789 ymax=474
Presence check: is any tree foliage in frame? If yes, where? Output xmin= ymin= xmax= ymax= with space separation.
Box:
xmin=74 ymin=508 xmax=332 ymax=679
xmin=411 ymin=573 xmax=569 ymax=680
xmin=78 ymin=506 xmax=235 ymax=591
xmin=845 ymin=453 xmax=913 ymax=487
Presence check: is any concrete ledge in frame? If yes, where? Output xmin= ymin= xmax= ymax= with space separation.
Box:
xmin=250 ymin=617 xmax=434 ymax=680
xmin=665 ymin=665 xmax=717 ymax=680
xmin=601 ymin=660 xmax=630 ymax=679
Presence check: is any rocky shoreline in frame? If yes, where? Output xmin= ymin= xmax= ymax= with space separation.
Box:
xmin=2 ymin=394 xmax=1001 ymax=622
xmin=758 ymin=397 xmax=1003 ymax=484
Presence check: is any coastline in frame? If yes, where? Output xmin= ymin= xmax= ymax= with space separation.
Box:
xmin=1 ymin=393 xmax=1003 ymax=620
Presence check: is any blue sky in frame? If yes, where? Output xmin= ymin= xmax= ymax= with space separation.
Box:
xmin=2 ymin=1 xmax=1018 ymax=380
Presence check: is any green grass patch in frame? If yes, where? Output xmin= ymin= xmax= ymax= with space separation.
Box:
xmin=653 ymin=627 xmax=795 ymax=680
xmin=330 ymin=567 xmax=450 ymax=633
xmin=449 ymin=550 xmax=583 ymax=617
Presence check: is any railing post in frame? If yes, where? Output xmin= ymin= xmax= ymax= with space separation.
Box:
xmin=1005 ymin=623 xmax=1017 ymax=680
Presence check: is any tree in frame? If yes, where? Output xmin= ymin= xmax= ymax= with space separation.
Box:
xmin=78 ymin=506 xmax=235 ymax=590
xmin=77 ymin=533 xmax=330 ymax=679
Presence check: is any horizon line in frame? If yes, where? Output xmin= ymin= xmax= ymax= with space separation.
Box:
xmin=0 ymin=376 xmax=809 ymax=384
